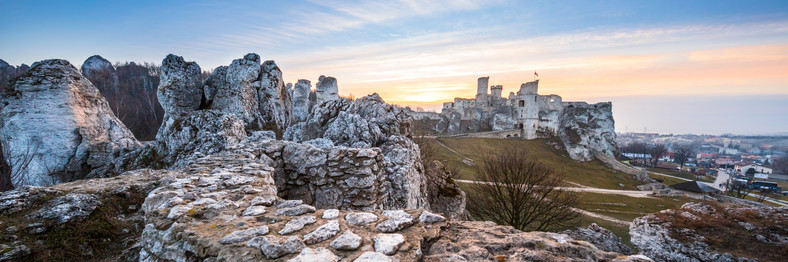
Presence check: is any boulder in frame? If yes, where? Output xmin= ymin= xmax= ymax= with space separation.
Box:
xmin=0 ymin=59 xmax=139 ymax=187
xmin=558 ymin=102 xmax=617 ymax=161
xmin=315 ymin=75 xmax=338 ymax=105
xmin=563 ymin=223 xmax=632 ymax=255
xmin=156 ymin=54 xmax=204 ymax=139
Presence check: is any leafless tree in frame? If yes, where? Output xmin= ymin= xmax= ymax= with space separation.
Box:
xmin=466 ymin=146 xmax=579 ymax=232
xmin=647 ymin=143 xmax=668 ymax=167
xmin=0 ymin=139 xmax=39 ymax=191
xmin=674 ymin=144 xmax=694 ymax=168
xmin=725 ymin=178 xmax=753 ymax=199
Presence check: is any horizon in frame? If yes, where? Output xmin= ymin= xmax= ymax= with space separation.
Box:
xmin=2 ymin=0 xmax=787 ymax=135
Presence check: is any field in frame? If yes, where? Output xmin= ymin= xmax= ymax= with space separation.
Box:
xmin=422 ymin=137 xmax=644 ymax=190
xmin=647 ymin=167 xmax=714 ymax=183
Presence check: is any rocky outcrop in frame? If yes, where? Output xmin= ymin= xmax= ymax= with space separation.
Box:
xmin=80 ymin=55 xmax=115 ymax=80
xmin=316 ymin=75 xmax=339 ymax=105
xmin=292 ymin=79 xmax=311 ymax=123
xmin=630 ymin=202 xmax=787 ymax=262
xmin=0 ymin=59 xmax=139 ymax=187
xmin=156 ymin=54 xmax=204 ymax=139
xmin=424 ymin=221 xmax=649 ymax=261
xmin=559 ymin=102 xmax=617 ymax=161
xmin=564 ymin=223 xmax=632 ymax=255
xmin=1 ymin=149 xmax=645 ymax=261
xmin=0 ymin=59 xmax=28 ymax=90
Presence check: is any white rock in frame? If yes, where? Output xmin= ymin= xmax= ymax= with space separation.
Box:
xmin=330 ymin=230 xmax=362 ymax=251
xmin=304 ymin=220 xmax=341 ymax=245
xmin=279 ymin=216 xmax=317 ymax=235
xmin=354 ymin=251 xmax=399 ymax=262
xmin=418 ymin=210 xmax=445 ymax=224
xmin=277 ymin=204 xmax=316 ymax=216
xmin=251 ymin=196 xmax=277 ymax=206
xmin=376 ymin=210 xmax=415 ymax=233
xmin=242 ymin=205 xmax=267 ymax=216
xmin=346 ymin=212 xmax=378 ymax=226
xmin=247 ymin=235 xmax=305 ymax=259
xmin=322 ymin=209 xmax=340 ymax=219
xmin=372 ymin=234 xmax=405 ymax=255
xmin=167 ymin=206 xmax=191 ymax=219
xmin=287 ymin=247 xmax=339 ymax=262
xmin=220 ymin=226 xmax=269 ymax=244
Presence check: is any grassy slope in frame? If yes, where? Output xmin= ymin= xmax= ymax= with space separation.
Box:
xmin=427 ymin=137 xmax=643 ymax=190
xmin=647 ymin=167 xmax=714 ymax=183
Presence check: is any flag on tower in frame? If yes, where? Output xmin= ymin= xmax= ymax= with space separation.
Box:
xmin=534 ymin=71 xmax=539 ymax=77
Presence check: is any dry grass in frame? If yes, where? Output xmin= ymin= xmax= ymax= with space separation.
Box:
xmin=654 ymin=201 xmax=788 ymax=261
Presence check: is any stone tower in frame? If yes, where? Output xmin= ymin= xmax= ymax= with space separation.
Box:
xmin=516 ymin=80 xmax=540 ymax=139
xmin=476 ymin=76 xmax=490 ymax=106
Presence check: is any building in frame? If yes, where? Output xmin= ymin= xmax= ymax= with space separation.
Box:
xmin=736 ymin=164 xmax=772 ymax=175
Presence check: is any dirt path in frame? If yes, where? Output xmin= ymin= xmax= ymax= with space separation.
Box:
xmin=570 ymin=208 xmax=632 ymax=226
xmin=455 ymin=179 xmax=654 ymax=198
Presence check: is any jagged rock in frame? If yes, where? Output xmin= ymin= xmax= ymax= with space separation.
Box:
xmin=156 ymin=54 xmax=203 ymax=139
xmin=258 ymin=60 xmax=293 ymax=134
xmin=330 ymin=230 xmax=362 ymax=250
xmin=492 ymin=113 xmax=516 ymax=131
xmin=220 ymin=226 xmax=270 ymax=244
xmin=0 ymin=59 xmax=139 ymax=186
xmin=279 ymin=215 xmax=317 ymax=235
xmin=0 ymin=59 xmax=28 ymax=90
xmin=558 ymin=102 xmax=617 ymax=161
xmin=564 ymin=223 xmax=632 ymax=255
xmin=424 ymin=221 xmax=647 ymax=261
xmin=315 ymin=75 xmax=339 ymax=105
xmin=277 ymin=204 xmax=317 ymax=216
xmin=287 ymin=247 xmax=339 ymax=262
xmin=346 ymin=212 xmax=378 ymax=226
xmin=376 ymin=210 xmax=415 ymax=233
xmin=303 ymin=220 xmax=340 ymax=244
xmin=251 ymin=195 xmax=277 ymax=206
xmin=292 ymin=79 xmax=311 ymax=123
xmin=27 ymin=192 xmax=100 ymax=224
xmin=418 ymin=210 xmax=445 ymax=224
xmin=204 ymin=53 xmax=264 ymax=129
xmin=423 ymin=160 xmax=466 ymax=220
xmin=630 ymin=202 xmax=785 ymax=262
xmin=373 ymin=233 xmax=405 ymax=255
xmin=379 ymin=136 xmax=428 ymax=210
xmin=248 ymin=235 xmax=305 ymax=259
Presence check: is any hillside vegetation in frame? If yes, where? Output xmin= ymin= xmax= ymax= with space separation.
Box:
xmin=423 ymin=137 xmax=643 ymax=190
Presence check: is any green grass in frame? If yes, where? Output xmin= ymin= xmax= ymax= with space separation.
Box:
xmin=573 ymin=192 xmax=694 ymax=222
xmin=648 ymin=173 xmax=687 ymax=186
xmin=425 ymin=137 xmax=644 ymax=190
xmin=647 ymin=167 xmax=713 ymax=183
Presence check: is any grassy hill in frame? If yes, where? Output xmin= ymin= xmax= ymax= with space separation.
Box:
xmin=422 ymin=137 xmax=644 ymax=190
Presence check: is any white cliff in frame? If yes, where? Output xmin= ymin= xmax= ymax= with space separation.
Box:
xmin=0 ymin=59 xmax=139 ymax=186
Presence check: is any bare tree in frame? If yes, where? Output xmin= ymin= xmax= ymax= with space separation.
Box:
xmin=725 ymin=178 xmax=752 ymax=199
xmin=0 ymin=139 xmax=39 ymax=191
xmin=647 ymin=143 xmax=668 ymax=167
xmin=674 ymin=144 xmax=694 ymax=169
xmin=467 ymin=147 xmax=579 ymax=232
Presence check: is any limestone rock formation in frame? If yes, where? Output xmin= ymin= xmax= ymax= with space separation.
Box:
xmin=156 ymin=54 xmax=204 ymax=139
xmin=558 ymin=102 xmax=617 ymax=161
xmin=0 ymin=59 xmax=139 ymax=187
xmin=630 ymin=202 xmax=786 ymax=262
xmin=564 ymin=223 xmax=632 ymax=255
xmin=315 ymin=75 xmax=339 ymax=105
xmin=0 ymin=151 xmax=646 ymax=261
xmin=292 ymin=79 xmax=311 ymax=122
xmin=0 ymin=59 xmax=28 ymax=90
xmin=80 ymin=55 xmax=115 ymax=80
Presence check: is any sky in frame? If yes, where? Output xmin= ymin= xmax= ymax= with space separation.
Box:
xmin=1 ymin=0 xmax=787 ymax=135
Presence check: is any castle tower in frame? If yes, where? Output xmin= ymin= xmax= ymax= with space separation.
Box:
xmin=518 ymin=80 xmax=539 ymax=95
xmin=514 ymin=80 xmax=540 ymax=139
xmin=477 ymin=77 xmax=489 ymax=95
xmin=490 ymin=85 xmax=503 ymax=98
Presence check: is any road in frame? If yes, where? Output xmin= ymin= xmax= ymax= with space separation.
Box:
xmin=455 ymin=179 xmax=654 ymax=198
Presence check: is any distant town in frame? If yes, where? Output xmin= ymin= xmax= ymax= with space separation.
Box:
xmin=617 ymin=132 xmax=788 ymax=197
